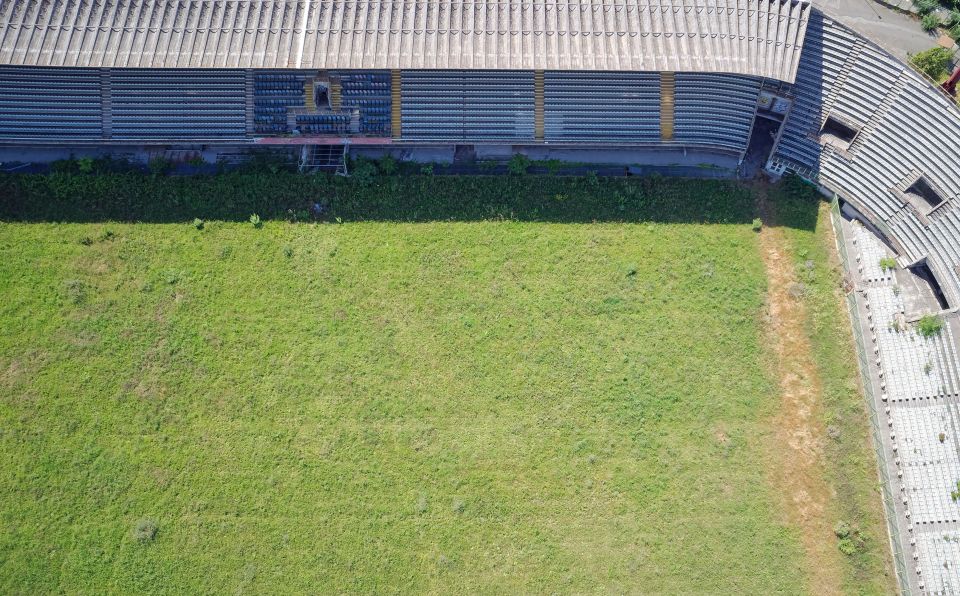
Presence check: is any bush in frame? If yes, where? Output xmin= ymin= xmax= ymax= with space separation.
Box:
xmin=77 ymin=157 xmax=94 ymax=174
xmin=752 ymin=218 xmax=763 ymax=232
xmin=879 ymin=257 xmax=897 ymax=271
xmin=0 ymin=170 xmax=762 ymax=225
xmin=507 ymin=153 xmax=531 ymax=176
xmin=133 ymin=517 xmax=158 ymax=544
xmin=351 ymin=159 xmax=377 ymax=187
xmin=148 ymin=157 xmax=172 ymax=177
xmin=249 ymin=213 xmax=262 ymax=229
xmin=914 ymin=0 xmax=939 ymax=15
xmin=909 ymin=47 xmax=954 ymax=80
xmin=378 ymin=155 xmax=398 ymax=175
xmin=922 ymin=13 xmax=942 ymax=31
xmin=64 ymin=279 xmax=86 ymax=305
xmin=918 ymin=314 xmax=944 ymax=337
xmin=950 ymin=22 xmax=960 ymax=42
xmin=193 ymin=218 xmax=204 ymax=230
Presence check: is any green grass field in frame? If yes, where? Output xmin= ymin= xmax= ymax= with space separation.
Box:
xmin=0 ymin=174 xmax=891 ymax=593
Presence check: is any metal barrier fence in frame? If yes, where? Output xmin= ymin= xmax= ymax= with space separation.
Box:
xmin=830 ymin=199 xmax=912 ymax=595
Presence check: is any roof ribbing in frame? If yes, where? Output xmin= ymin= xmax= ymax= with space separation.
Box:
xmin=0 ymin=0 xmax=811 ymax=81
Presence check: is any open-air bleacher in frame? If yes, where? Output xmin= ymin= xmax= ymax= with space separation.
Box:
xmin=841 ymin=217 xmax=960 ymax=593
xmin=772 ymin=16 xmax=960 ymax=309
xmin=543 ymin=72 xmax=660 ymax=142
xmin=674 ymin=73 xmax=761 ymax=152
xmin=0 ymin=67 xmax=102 ymax=139
xmin=253 ymin=72 xmax=305 ymax=134
xmin=110 ymin=70 xmax=246 ymax=139
xmin=400 ymin=70 xmax=536 ymax=141
xmin=337 ymin=71 xmax=392 ymax=136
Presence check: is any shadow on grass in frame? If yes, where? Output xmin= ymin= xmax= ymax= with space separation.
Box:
xmin=0 ymin=170 xmax=822 ymax=229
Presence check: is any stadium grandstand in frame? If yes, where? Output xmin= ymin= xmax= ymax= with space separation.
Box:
xmin=3 ymin=0 xmax=960 ymax=592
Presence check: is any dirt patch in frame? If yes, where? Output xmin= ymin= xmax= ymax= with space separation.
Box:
xmin=758 ymin=200 xmax=846 ymax=593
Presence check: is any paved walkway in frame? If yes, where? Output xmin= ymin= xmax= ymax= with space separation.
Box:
xmin=813 ymin=0 xmax=942 ymax=60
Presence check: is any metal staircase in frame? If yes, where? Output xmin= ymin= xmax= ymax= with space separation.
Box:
xmin=299 ymin=144 xmax=348 ymax=175
xmin=660 ymin=72 xmax=675 ymax=141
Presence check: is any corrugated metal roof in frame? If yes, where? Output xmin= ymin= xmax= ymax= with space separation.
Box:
xmin=0 ymin=0 xmax=811 ymax=81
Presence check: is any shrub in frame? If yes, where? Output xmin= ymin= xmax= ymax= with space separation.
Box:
xmin=950 ymin=22 xmax=960 ymax=42
xmin=838 ymin=537 xmax=858 ymax=556
xmin=752 ymin=218 xmax=763 ymax=232
xmin=879 ymin=257 xmax=897 ymax=271
xmin=918 ymin=314 xmax=944 ymax=337
xmin=351 ymin=159 xmax=377 ymax=187
xmin=77 ymin=157 xmax=94 ymax=174
xmin=834 ymin=520 xmax=851 ymax=539
xmin=542 ymin=159 xmax=563 ymax=176
xmin=922 ymin=13 xmax=941 ymax=31
xmin=914 ymin=0 xmax=939 ymax=15
xmin=249 ymin=213 xmax=262 ymax=229
xmin=782 ymin=173 xmax=817 ymax=200
xmin=378 ymin=155 xmax=398 ymax=175
xmin=419 ymin=163 xmax=435 ymax=175
xmin=148 ymin=157 xmax=172 ymax=177
xmin=507 ymin=153 xmax=531 ymax=176
xmin=193 ymin=218 xmax=204 ymax=230
xmin=909 ymin=47 xmax=954 ymax=80
xmin=64 ymin=279 xmax=86 ymax=305
xmin=282 ymin=245 xmax=293 ymax=258
xmin=133 ymin=517 xmax=158 ymax=544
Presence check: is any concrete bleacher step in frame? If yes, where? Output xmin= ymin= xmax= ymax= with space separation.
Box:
xmin=819 ymin=38 xmax=865 ymax=126
xmin=330 ymin=78 xmax=342 ymax=112
xmin=849 ymin=72 xmax=908 ymax=154
xmin=304 ymin=77 xmax=316 ymax=111
xmin=390 ymin=70 xmax=401 ymax=139
xmin=660 ymin=72 xmax=675 ymax=141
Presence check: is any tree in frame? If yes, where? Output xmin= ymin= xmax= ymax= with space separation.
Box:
xmin=909 ymin=47 xmax=954 ymax=81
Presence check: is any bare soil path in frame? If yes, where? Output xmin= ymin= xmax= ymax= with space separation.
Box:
xmin=758 ymin=192 xmax=846 ymax=594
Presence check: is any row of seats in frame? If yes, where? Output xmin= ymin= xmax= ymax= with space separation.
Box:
xmin=402 ymin=71 xmax=536 ymax=140
xmin=338 ymin=71 xmax=392 ymax=135
xmin=253 ymin=71 xmax=305 ymax=133
xmin=110 ymin=70 xmax=246 ymax=139
xmin=674 ymin=73 xmax=760 ymax=151
xmin=296 ymin=114 xmax=351 ymax=124
xmin=545 ymin=72 xmax=661 ymax=142
xmin=0 ymin=66 xmax=102 ymax=138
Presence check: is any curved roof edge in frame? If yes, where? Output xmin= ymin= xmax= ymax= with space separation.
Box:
xmin=0 ymin=0 xmax=810 ymax=82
